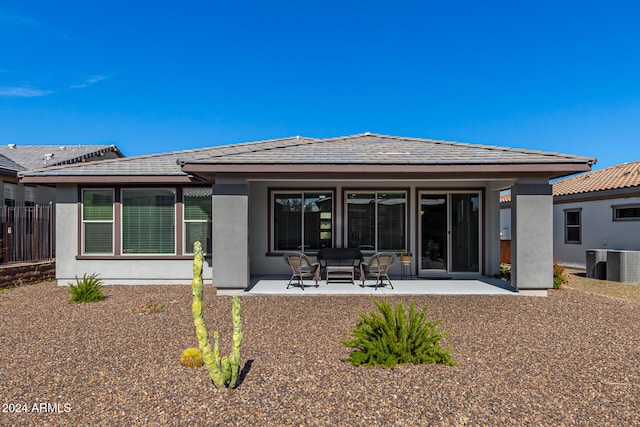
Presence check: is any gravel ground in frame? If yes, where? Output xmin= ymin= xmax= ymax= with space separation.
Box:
xmin=564 ymin=268 xmax=640 ymax=304
xmin=1 ymin=282 xmax=639 ymax=426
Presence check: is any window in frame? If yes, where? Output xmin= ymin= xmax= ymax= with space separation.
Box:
xmin=4 ymin=183 xmax=16 ymax=207
xmin=122 ymin=189 xmax=175 ymax=254
xmin=347 ymin=191 xmax=406 ymax=251
xmin=272 ymin=191 xmax=332 ymax=251
xmin=82 ymin=189 xmax=114 ymax=254
xmin=25 ymin=186 xmax=36 ymax=207
xmin=613 ymin=204 xmax=640 ymax=221
xmin=80 ymin=186 xmax=212 ymax=257
xmin=564 ymin=209 xmax=581 ymax=244
xmin=184 ymin=188 xmax=212 ymax=254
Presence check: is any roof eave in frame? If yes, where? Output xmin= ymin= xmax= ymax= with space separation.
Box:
xmin=182 ymin=161 xmax=593 ymax=178
xmin=19 ymin=175 xmax=196 ymax=185
xmin=554 ymin=186 xmax=640 ymax=204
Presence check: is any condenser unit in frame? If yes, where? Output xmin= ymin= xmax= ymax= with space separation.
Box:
xmin=606 ymin=250 xmax=640 ymax=284
xmin=585 ymin=249 xmax=607 ymax=280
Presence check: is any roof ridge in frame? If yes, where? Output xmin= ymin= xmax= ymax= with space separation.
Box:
xmin=48 ymin=146 xmax=121 ymax=167
xmin=0 ymin=144 xmax=116 ymax=149
xmin=196 ymin=136 xmax=319 ymax=158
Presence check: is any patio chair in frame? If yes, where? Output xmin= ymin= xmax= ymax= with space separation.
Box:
xmin=360 ymin=252 xmax=396 ymax=290
xmin=283 ymin=252 xmax=320 ymax=290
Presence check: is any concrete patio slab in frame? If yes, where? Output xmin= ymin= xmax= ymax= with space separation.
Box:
xmin=240 ymin=276 xmax=519 ymax=296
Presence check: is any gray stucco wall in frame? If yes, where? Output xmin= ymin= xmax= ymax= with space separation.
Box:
xmin=55 ymin=184 xmax=211 ymax=285
xmin=248 ymin=179 xmax=504 ymax=281
xmin=511 ymin=184 xmax=553 ymax=291
xmin=53 ymin=178 xmax=512 ymax=287
xmin=211 ymin=183 xmax=249 ymax=290
xmin=553 ymin=196 xmax=640 ymax=268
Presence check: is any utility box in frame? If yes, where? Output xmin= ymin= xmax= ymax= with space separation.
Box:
xmin=606 ymin=250 xmax=640 ymax=283
xmin=586 ymin=249 xmax=607 ymax=279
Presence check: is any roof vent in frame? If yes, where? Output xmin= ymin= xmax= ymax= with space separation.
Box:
xmin=60 ymin=146 xmax=67 ymax=150
xmin=43 ymin=153 xmax=55 ymax=164
xmin=7 ymin=144 xmax=16 ymax=149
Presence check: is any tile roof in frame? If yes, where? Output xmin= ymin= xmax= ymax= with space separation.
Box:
xmin=181 ymin=133 xmax=595 ymax=165
xmin=0 ymin=153 xmax=25 ymax=174
xmin=552 ymin=159 xmax=640 ymax=197
xmin=19 ymin=133 xmax=596 ymax=180
xmin=500 ymin=160 xmax=640 ymax=204
xmin=0 ymin=144 xmax=121 ymax=171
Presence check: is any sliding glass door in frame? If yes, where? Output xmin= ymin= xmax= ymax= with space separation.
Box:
xmin=419 ymin=192 xmax=480 ymax=275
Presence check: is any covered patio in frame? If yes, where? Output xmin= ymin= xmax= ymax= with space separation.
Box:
xmin=235 ymin=276 xmax=518 ymax=296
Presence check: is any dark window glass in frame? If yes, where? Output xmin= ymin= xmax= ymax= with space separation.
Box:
xmin=122 ymin=189 xmax=175 ymax=254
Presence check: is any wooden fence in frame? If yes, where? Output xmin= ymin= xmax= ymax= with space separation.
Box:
xmin=0 ymin=205 xmax=53 ymax=264
xmin=500 ymin=240 xmax=511 ymax=264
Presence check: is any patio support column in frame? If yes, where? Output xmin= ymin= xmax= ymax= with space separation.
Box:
xmin=510 ymin=183 xmax=553 ymax=295
xmin=212 ymin=183 xmax=249 ymax=293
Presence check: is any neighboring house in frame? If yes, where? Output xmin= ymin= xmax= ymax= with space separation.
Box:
xmin=0 ymin=144 xmax=123 ymax=207
xmin=554 ymin=160 xmax=640 ymax=268
xmin=19 ymin=133 xmax=595 ymax=293
xmin=501 ymin=160 xmax=640 ymax=268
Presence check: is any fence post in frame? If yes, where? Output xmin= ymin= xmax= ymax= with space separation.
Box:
xmin=49 ymin=202 xmax=54 ymax=260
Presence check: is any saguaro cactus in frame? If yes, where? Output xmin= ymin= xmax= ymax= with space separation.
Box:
xmin=191 ymin=241 xmax=243 ymax=388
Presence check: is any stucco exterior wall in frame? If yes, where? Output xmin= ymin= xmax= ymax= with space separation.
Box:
xmin=553 ymin=196 xmax=640 ymax=268
xmin=510 ymin=184 xmax=553 ymax=291
xmin=54 ymin=184 xmax=212 ymax=285
xmin=54 ymin=178 xmax=510 ymax=287
xmin=211 ymin=183 xmax=249 ymax=290
xmin=1 ymin=180 xmax=56 ymax=206
xmin=484 ymin=184 xmax=503 ymax=275
xmin=248 ymin=179 xmax=503 ymax=280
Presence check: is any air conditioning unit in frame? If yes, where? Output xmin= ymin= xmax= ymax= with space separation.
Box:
xmin=606 ymin=250 xmax=640 ymax=283
xmin=585 ymin=249 xmax=607 ymax=279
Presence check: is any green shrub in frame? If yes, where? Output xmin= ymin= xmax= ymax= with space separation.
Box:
xmin=553 ymin=262 xmax=568 ymax=290
xmin=68 ymin=273 xmax=105 ymax=303
xmin=341 ymin=299 xmax=456 ymax=369
xmin=498 ymin=263 xmax=511 ymax=281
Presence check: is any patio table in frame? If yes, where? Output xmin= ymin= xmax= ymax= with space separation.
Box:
xmin=326 ymin=265 xmax=355 ymax=284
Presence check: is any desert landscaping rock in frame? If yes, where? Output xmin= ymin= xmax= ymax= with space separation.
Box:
xmin=1 ymin=282 xmax=638 ymax=426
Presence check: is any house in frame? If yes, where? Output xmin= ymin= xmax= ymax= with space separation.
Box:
xmin=554 ymin=160 xmax=640 ymax=268
xmin=1 ymin=144 xmax=123 ymax=207
xmin=0 ymin=144 xmax=123 ymax=264
xmin=18 ymin=133 xmax=595 ymax=293
xmin=501 ymin=160 xmax=640 ymax=268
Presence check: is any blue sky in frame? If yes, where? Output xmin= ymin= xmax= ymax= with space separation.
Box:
xmin=1 ymin=1 xmax=639 ymax=170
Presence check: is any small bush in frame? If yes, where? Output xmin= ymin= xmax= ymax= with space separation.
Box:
xmin=68 ymin=273 xmax=105 ymax=303
xmin=341 ymin=299 xmax=456 ymax=369
xmin=498 ymin=263 xmax=511 ymax=281
xmin=180 ymin=348 xmax=204 ymax=367
xmin=553 ymin=262 xmax=568 ymax=290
